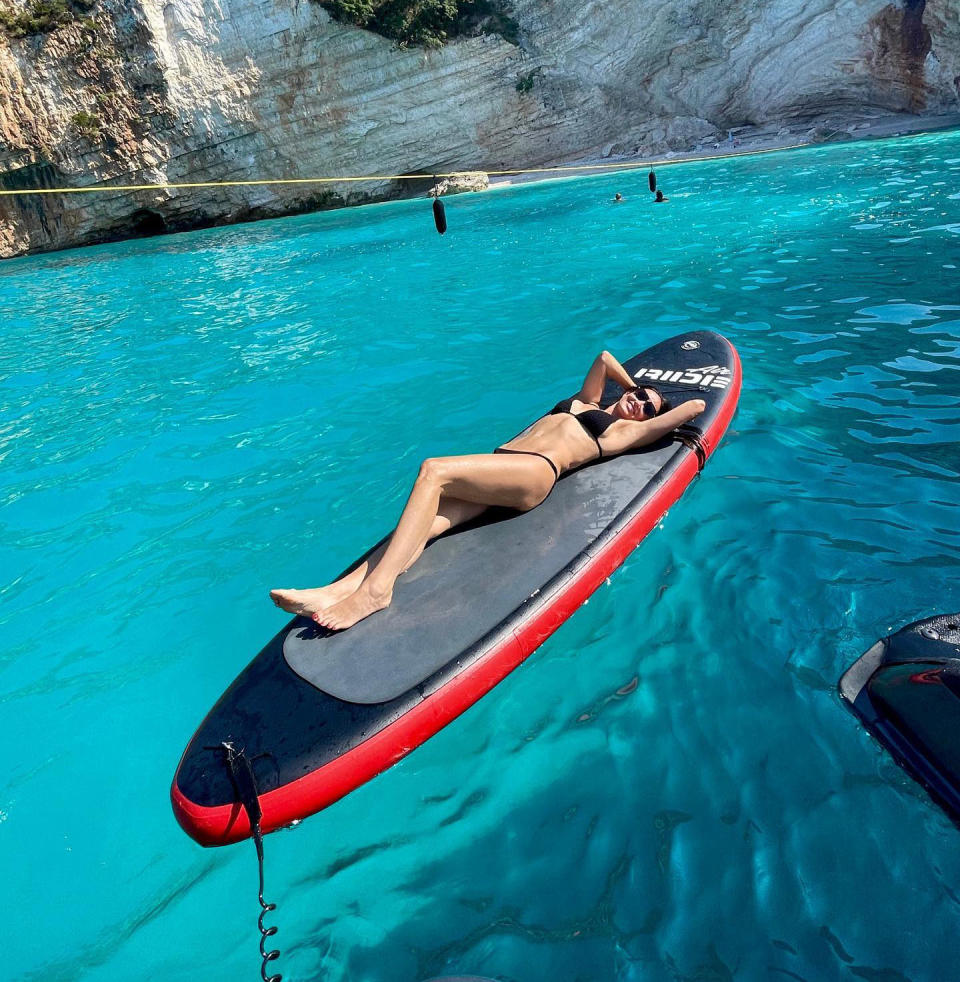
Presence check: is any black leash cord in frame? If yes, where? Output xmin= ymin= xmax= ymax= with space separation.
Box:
xmin=221 ymin=741 xmax=282 ymax=982
xmin=255 ymin=832 xmax=281 ymax=982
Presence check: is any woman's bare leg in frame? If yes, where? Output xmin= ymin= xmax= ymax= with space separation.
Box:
xmin=270 ymin=497 xmax=488 ymax=617
xmin=315 ymin=453 xmax=555 ymax=630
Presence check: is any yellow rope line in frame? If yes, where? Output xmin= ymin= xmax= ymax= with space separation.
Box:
xmin=0 ymin=142 xmax=809 ymax=197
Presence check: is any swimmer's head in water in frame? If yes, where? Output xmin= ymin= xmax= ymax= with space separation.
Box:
xmin=655 ymin=190 xmax=665 ymax=202
xmin=614 ymin=193 xmax=622 ymax=201
xmin=615 ymin=385 xmax=670 ymax=421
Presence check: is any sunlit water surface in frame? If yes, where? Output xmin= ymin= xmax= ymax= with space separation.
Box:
xmin=2 ymin=130 xmax=960 ymax=982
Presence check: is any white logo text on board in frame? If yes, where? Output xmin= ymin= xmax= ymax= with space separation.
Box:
xmin=633 ymin=365 xmax=731 ymax=389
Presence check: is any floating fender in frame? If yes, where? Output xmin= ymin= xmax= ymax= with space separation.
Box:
xmin=648 ymin=169 xmax=657 ymax=193
xmin=433 ymin=197 xmax=447 ymax=235
xmin=839 ymin=612 xmax=960 ymax=825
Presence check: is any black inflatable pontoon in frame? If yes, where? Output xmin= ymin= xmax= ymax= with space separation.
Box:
xmin=172 ymin=330 xmax=741 ymax=845
xmin=840 ymin=613 xmax=960 ymax=823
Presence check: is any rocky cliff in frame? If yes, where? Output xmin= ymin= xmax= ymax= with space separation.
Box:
xmin=0 ymin=0 xmax=958 ymax=256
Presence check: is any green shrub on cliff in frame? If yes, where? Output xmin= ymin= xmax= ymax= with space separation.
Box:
xmin=0 ymin=0 xmax=95 ymax=38
xmin=318 ymin=0 xmax=518 ymax=48
xmin=70 ymin=109 xmax=100 ymax=139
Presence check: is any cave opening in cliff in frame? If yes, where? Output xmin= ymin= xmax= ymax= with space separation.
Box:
xmin=129 ymin=209 xmax=168 ymax=238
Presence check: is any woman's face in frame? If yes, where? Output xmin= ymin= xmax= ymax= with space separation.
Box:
xmin=617 ymin=387 xmax=662 ymax=421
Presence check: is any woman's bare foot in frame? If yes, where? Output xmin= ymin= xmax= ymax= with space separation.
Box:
xmin=270 ymin=582 xmax=358 ymax=618
xmin=314 ymin=582 xmax=392 ymax=631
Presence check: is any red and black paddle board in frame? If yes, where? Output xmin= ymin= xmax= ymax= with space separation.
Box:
xmin=172 ymin=330 xmax=741 ymax=846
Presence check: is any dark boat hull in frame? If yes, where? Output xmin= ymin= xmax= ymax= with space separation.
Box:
xmin=840 ymin=613 xmax=960 ymax=824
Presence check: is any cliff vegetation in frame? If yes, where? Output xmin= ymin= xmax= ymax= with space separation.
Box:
xmin=0 ymin=0 xmax=95 ymax=38
xmin=316 ymin=0 xmax=519 ymax=47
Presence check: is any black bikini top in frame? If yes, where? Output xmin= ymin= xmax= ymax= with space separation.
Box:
xmin=550 ymin=397 xmax=616 ymax=456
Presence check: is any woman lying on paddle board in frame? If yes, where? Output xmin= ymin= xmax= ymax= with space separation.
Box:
xmin=271 ymin=351 xmax=705 ymax=630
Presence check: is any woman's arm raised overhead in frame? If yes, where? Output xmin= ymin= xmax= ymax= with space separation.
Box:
xmin=575 ymin=351 xmax=637 ymax=404
xmin=598 ymin=399 xmax=707 ymax=457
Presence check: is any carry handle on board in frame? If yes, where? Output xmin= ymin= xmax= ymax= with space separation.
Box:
xmin=673 ymin=424 xmax=706 ymax=472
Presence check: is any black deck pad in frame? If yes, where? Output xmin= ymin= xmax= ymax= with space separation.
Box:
xmin=283 ymin=328 xmax=735 ymax=706
xmin=284 ymin=440 xmax=680 ymax=704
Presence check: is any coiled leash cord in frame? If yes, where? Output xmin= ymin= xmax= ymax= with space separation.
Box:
xmin=221 ymin=741 xmax=282 ymax=982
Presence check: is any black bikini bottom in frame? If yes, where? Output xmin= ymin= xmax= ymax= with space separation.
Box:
xmin=493 ymin=447 xmax=560 ymax=483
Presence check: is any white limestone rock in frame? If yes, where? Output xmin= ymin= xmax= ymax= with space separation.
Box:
xmin=429 ymin=172 xmax=490 ymax=195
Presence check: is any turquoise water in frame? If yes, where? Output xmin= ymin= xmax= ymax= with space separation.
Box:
xmin=2 ymin=129 xmax=959 ymax=982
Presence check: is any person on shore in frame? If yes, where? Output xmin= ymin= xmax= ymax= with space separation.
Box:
xmin=654 ymin=190 xmax=668 ymax=203
xmin=271 ymin=351 xmax=704 ymax=631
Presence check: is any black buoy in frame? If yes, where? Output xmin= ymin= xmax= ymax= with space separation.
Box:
xmin=648 ymin=168 xmax=657 ymax=193
xmin=433 ymin=196 xmax=447 ymax=235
